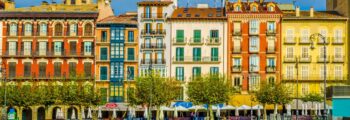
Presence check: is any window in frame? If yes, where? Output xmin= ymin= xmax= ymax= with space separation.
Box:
xmin=145 ymin=6 xmax=151 ymax=18
xmin=176 ymin=47 xmax=184 ymax=61
xmin=301 ymin=47 xmax=309 ymax=58
xmin=234 ymin=22 xmax=241 ymax=34
xmin=233 ymin=77 xmax=241 ymax=87
xmin=100 ymin=66 xmax=108 ymax=80
xmin=301 ymin=66 xmax=309 ymax=80
xmin=286 ymin=65 xmax=294 ymax=80
xmin=334 ymin=29 xmax=343 ymax=42
xmin=69 ymin=62 xmax=76 ymax=77
xmin=99 ymin=88 xmax=108 ymax=103
xmin=71 ymin=0 xmax=76 ymax=4
xmin=54 ymin=23 xmax=63 ymax=36
xmin=9 ymin=62 xmax=16 ymax=78
xmin=268 ymin=77 xmax=275 ymax=84
xmin=83 ymin=42 xmax=92 ymax=55
xmin=193 ymin=30 xmax=201 ymax=42
xmin=8 ymin=42 xmax=17 ymax=55
xmin=301 ymin=29 xmax=310 ymax=42
xmin=128 ymin=31 xmax=134 ymax=42
xmin=54 ymin=42 xmax=63 ymax=55
xmin=249 ymin=37 xmax=259 ymax=52
xmin=127 ymin=48 xmax=135 ymax=60
xmin=334 ymin=47 xmax=342 ymax=58
xmin=101 ymin=31 xmax=107 ymax=42
xmin=111 ymin=43 xmax=124 ymax=59
xmin=249 ymin=20 xmax=259 ymax=34
xmin=334 ymin=65 xmax=343 ymax=80
xmin=319 ymin=47 xmax=327 ymax=60
xmin=268 ymin=6 xmax=274 ymax=11
xmin=156 ymin=38 xmax=163 ymax=48
xmin=176 ymin=67 xmax=184 ymax=81
xmin=320 ymin=65 xmax=327 ymax=79
xmin=210 ymin=67 xmax=219 ymax=75
xmin=234 ymin=58 xmax=241 ymax=66
xmin=249 ymin=75 xmax=260 ymax=91
xmin=210 ymin=30 xmax=219 ymax=38
xmin=301 ymin=84 xmax=309 ymax=95
xmin=286 ymin=29 xmax=294 ymax=42
xmin=156 ymin=52 xmax=163 ymax=64
xmin=286 ymin=47 xmax=294 ymax=58
xmin=176 ymin=87 xmax=184 ymax=101
xmin=24 ymin=23 xmax=32 ymax=36
xmin=39 ymin=62 xmax=46 ymax=77
xmin=39 ymin=23 xmax=47 ymax=36
xmin=251 ymin=6 xmax=257 ymax=12
xmin=193 ymin=48 xmax=201 ymax=61
xmin=127 ymin=66 xmax=135 ymax=80
xmin=23 ymin=42 xmax=32 ymax=55
xmin=100 ymin=48 xmax=108 ymax=60
xmin=267 ymin=58 xmax=275 ymax=67
xmin=24 ymin=62 xmax=31 ymax=77
xmin=9 ymin=23 xmax=17 ymax=36
xmin=70 ymin=41 xmax=77 ymax=55
xmin=54 ymin=62 xmax=61 ymax=77
xmin=267 ymin=38 xmax=275 ymax=51
xmin=192 ymin=67 xmax=201 ymax=79
xmin=176 ymin=30 xmax=184 ymax=42
xmin=84 ymin=63 xmax=92 ymax=77
xmin=84 ymin=23 xmax=93 ymax=36
xmin=234 ymin=5 xmax=241 ymax=11
xmin=145 ymin=23 xmax=151 ymax=34
xmin=111 ymin=62 xmax=123 ymax=80
xmin=38 ymin=42 xmax=47 ymax=56
xmin=145 ymin=53 xmax=151 ymax=64
xmin=233 ymin=37 xmax=241 ymax=52
xmin=69 ymin=23 xmax=78 ymax=36
xmin=267 ymin=21 xmax=275 ymax=33
xmin=249 ymin=55 xmax=259 ymax=72
xmin=320 ymin=29 xmax=327 ymax=43
xmin=211 ymin=48 xmax=219 ymax=61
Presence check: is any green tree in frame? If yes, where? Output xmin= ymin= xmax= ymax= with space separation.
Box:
xmin=128 ymin=71 xmax=181 ymax=120
xmin=187 ymin=75 xmax=231 ymax=120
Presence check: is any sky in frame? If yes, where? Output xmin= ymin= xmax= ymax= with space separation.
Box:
xmin=14 ymin=0 xmax=326 ymax=15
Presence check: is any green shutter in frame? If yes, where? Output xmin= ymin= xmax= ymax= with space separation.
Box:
xmin=176 ymin=30 xmax=184 ymax=42
xmin=127 ymin=66 xmax=134 ymax=80
xmin=211 ymin=48 xmax=219 ymax=61
xmin=192 ymin=67 xmax=201 ymax=79
xmin=194 ymin=30 xmax=201 ymax=42
xmin=100 ymin=67 xmax=107 ymax=80
xmin=176 ymin=47 xmax=184 ymax=61
xmin=127 ymin=48 xmax=135 ymax=60
xmin=176 ymin=67 xmax=184 ymax=81
xmin=193 ymin=48 xmax=201 ymax=61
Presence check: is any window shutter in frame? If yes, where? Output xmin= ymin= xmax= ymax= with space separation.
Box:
xmin=81 ymin=42 xmax=85 ymax=54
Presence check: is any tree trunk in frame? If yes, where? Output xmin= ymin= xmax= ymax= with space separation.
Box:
xmin=274 ymin=104 xmax=278 ymax=115
xmin=263 ymin=104 xmax=267 ymax=120
xmin=156 ymin=106 xmax=160 ymax=120
xmin=209 ymin=104 xmax=214 ymax=120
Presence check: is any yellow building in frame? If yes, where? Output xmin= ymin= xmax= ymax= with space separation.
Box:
xmin=282 ymin=7 xmax=349 ymax=98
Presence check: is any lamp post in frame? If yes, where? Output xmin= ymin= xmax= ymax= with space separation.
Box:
xmin=310 ymin=33 xmax=327 ymax=120
xmin=295 ymin=57 xmax=299 ymax=120
xmin=1 ymin=65 xmax=7 ymax=120
xmin=148 ymin=60 xmax=153 ymax=120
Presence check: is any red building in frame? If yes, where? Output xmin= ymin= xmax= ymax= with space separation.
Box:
xmin=226 ymin=0 xmax=282 ymax=93
xmin=0 ymin=12 xmax=98 ymax=80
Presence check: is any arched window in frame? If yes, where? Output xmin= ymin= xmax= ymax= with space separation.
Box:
xmin=235 ymin=5 xmax=241 ymax=12
xmin=84 ymin=23 xmax=93 ymax=36
xmin=68 ymin=23 xmax=77 ymax=36
xmin=55 ymin=23 xmax=63 ymax=36
xmin=9 ymin=23 xmax=17 ymax=36
xmin=24 ymin=23 xmax=32 ymax=36
xmin=252 ymin=6 xmax=257 ymax=12
xmin=38 ymin=23 xmax=47 ymax=36
xmin=268 ymin=6 xmax=274 ymax=12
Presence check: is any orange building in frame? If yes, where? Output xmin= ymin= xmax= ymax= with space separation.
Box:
xmin=226 ymin=0 xmax=282 ymax=93
xmin=0 ymin=12 xmax=98 ymax=81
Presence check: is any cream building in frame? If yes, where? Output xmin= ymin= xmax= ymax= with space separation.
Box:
xmin=168 ymin=5 xmax=227 ymax=100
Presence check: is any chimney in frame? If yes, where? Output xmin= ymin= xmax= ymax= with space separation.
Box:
xmin=310 ymin=7 xmax=314 ymax=17
xmin=296 ymin=6 xmax=300 ymax=17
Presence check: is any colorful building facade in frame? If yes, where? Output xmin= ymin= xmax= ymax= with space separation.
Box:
xmin=137 ymin=0 xmax=177 ymax=77
xmin=96 ymin=13 xmax=139 ymax=103
xmin=281 ymin=7 xmax=348 ymax=97
xmin=226 ymin=0 xmax=282 ymax=94
xmin=168 ymin=6 xmax=228 ymax=100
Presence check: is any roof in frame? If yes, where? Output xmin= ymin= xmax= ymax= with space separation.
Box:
xmin=0 ymin=11 xmax=98 ymax=19
xmin=97 ymin=15 xmax=137 ymax=25
xmin=169 ymin=7 xmax=226 ymax=20
xmin=277 ymin=4 xmax=295 ymax=11
xmin=283 ymin=11 xmax=348 ymax=20
xmin=137 ymin=0 xmax=173 ymax=6
xmin=226 ymin=2 xmax=282 ymax=14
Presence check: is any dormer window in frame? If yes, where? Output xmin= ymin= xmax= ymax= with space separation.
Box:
xmin=268 ymin=6 xmax=274 ymax=12
xmin=252 ymin=6 xmax=257 ymax=12
xmin=235 ymin=6 xmax=241 ymax=12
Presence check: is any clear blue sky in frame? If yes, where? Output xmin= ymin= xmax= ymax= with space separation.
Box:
xmin=15 ymin=0 xmax=326 ymax=15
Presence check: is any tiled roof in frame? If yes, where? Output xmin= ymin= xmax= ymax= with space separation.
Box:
xmin=137 ymin=0 xmax=173 ymax=6
xmin=97 ymin=15 xmax=137 ymax=25
xmin=169 ymin=7 xmax=226 ymax=20
xmin=0 ymin=11 xmax=98 ymax=18
xmin=283 ymin=11 xmax=347 ymax=19
xmin=277 ymin=4 xmax=295 ymax=11
xmin=226 ymin=2 xmax=282 ymax=14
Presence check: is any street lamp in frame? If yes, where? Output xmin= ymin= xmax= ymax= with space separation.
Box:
xmin=309 ymin=33 xmax=327 ymax=119
xmin=0 ymin=64 xmax=7 ymax=120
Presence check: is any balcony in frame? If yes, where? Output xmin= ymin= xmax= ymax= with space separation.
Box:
xmin=249 ymin=67 xmax=259 ymax=73
xmin=332 ymin=37 xmax=344 ymax=45
xmin=282 ymin=74 xmax=296 ymax=81
xmin=125 ymin=55 xmax=138 ymax=62
xmin=299 ymin=55 xmax=311 ymax=63
xmin=284 ymin=37 xmax=296 ymax=44
xmin=282 ymin=74 xmax=348 ymax=82
xmin=140 ymin=59 xmax=166 ymax=64
xmin=266 ymin=46 xmax=275 ymax=53
xmin=266 ymin=66 xmax=276 ymax=73
xmin=125 ymin=38 xmax=138 ymax=45
xmin=141 ymin=43 xmax=166 ymax=50
xmin=232 ymin=31 xmax=242 ymax=36
xmin=172 ymin=38 xmax=187 ymax=45
xmin=266 ymin=30 xmax=276 ymax=36
xmin=141 ymin=29 xmax=166 ymax=37
xmin=284 ymin=56 xmax=296 ymax=63
xmin=172 ymin=56 xmax=221 ymax=64
xmin=141 ymin=13 xmax=167 ymax=21
xmin=249 ymin=29 xmax=259 ymax=35
xmin=231 ymin=66 xmax=242 ymax=73
xmin=317 ymin=56 xmax=330 ymax=62
xmin=299 ymin=37 xmax=312 ymax=44
xmin=332 ymin=55 xmax=344 ymax=63
xmin=5 ymin=74 xmax=94 ymax=80
xmin=317 ymin=37 xmax=330 ymax=44
xmin=206 ymin=38 xmax=221 ymax=45
xmin=188 ymin=38 xmax=204 ymax=45
xmin=96 ymin=55 xmax=109 ymax=62
xmin=232 ymin=47 xmax=241 ymax=54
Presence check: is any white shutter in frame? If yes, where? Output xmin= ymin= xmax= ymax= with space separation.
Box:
xmin=234 ymin=22 xmax=241 ymax=33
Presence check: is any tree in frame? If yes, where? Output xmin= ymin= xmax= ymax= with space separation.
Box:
xmin=255 ymin=83 xmax=292 ymax=119
xmin=128 ymin=71 xmax=181 ymax=120
xmin=187 ymin=75 xmax=231 ymax=120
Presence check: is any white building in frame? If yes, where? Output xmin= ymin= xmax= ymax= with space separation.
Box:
xmin=137 ymin=0 xmax=177 ymax=77
xmin=168 ymin=5 xmax=228 ymax=100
